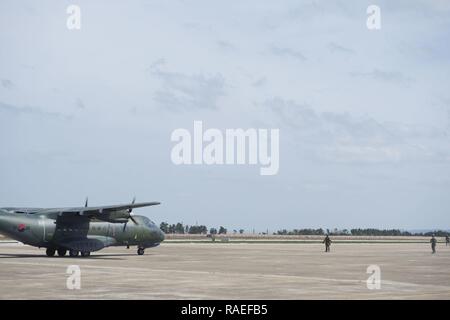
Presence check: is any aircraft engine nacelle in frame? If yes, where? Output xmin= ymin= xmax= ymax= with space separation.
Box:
xmin=97 ymin=210 xmax=131 ymax=223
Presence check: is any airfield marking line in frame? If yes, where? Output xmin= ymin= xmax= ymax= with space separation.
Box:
xmin=1 ymin=260 xmax=449 ymax=291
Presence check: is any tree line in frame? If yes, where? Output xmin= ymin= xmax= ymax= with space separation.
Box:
xmin=276 ymin=228 xmax=449 ymax=236
xmin=159 ymin=223 xmax=449 ymax=237
xmin=159 ymin=222 xmax=236 ymax=235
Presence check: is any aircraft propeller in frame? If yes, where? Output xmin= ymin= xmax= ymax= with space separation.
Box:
xmin=128 ymin=197 xmax=139 ymax=225
xmin=122 ymin=197 xmax=139 ymax=231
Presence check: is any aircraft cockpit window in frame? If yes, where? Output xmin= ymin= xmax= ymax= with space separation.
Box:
xmin=142 ymin=218 xmax=155 ymax=227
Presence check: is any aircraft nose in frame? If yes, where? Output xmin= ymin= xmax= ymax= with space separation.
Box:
xmin=159 ymin=230 xmax=165 ymax=242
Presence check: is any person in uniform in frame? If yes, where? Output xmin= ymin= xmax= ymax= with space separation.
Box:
xmin=323 ymin=235 xmax=332 ymax=252
xmin=430 ymin=235 xmax=437 ymax=254
xmin=445 ymin=235 xmax=449 ymax=247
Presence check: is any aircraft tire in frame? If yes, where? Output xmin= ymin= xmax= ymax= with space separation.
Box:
xmin=46 ymin=248 xmax=56 ymax=257
xmin=137 ymin=248 xmax=145 ymax=255
xmin=57 ymin=248 xmax=67 ymax=257
xmin=69 ymin=250 xmax=79 ymax=257
xmin=80 ymin=251 xmax=91 ymax=257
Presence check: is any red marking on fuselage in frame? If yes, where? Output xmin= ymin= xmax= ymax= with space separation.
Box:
xmin=18 ymin=224 xmax=26 ymax=232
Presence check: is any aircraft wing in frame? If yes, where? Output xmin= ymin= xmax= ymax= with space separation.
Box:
xmin=53 ymin=202 xmax=161 ymax=215
xmin=4 ymin=202 xmax=160 ymax=220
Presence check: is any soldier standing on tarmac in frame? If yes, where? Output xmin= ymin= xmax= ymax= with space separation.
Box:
xmin=430 ymin=234 xmax=437 ymax=254
xmin=323 ymin=235 xmax=332 ymax=252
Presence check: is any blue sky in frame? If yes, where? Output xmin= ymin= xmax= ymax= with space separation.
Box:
xmin=1 ymin=0 xmax=449 ymax=231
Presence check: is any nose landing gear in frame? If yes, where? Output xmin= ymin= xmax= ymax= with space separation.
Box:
xmin=137 ymin=247 xmax=145 ymax=255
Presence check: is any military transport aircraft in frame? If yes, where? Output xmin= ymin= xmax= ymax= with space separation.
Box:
xmin=0 ymin=199 xmax=164 ymax=257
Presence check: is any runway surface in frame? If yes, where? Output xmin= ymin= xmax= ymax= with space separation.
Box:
xmin=0 ymin=242 xmax=449 ymax=299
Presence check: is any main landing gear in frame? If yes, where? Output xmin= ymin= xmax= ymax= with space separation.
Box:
xmin=45 ymin=248 xmax=91 ymax=257
xmin=137 ymin=247 xmax=145 ymax=255
xmin=80 ymin=251 xmax=91 ymax=257
xmin=68 ymin=249 xmax=91 ymax=257
xmin=69 ymin=249 xmax=79 ymax=257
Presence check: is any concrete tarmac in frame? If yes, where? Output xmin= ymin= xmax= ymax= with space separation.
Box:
xmin=0 ymin=242 xmax=449 ymax=299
